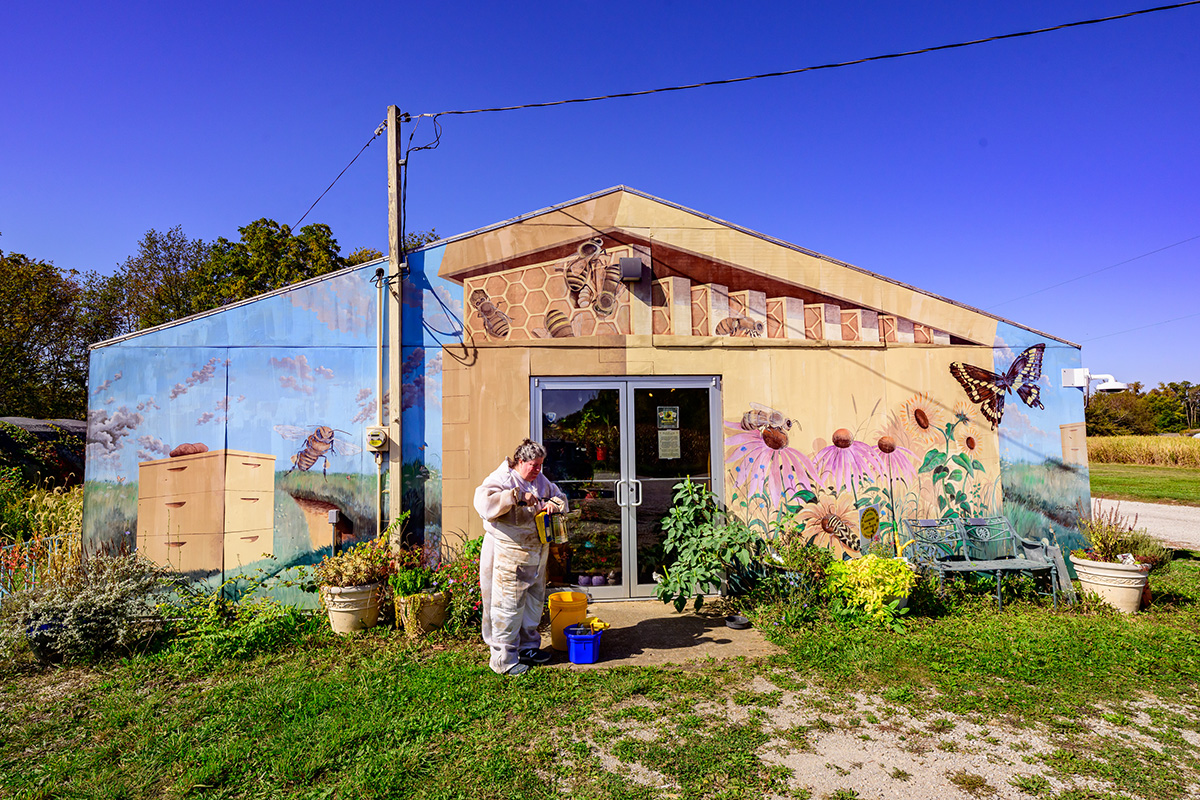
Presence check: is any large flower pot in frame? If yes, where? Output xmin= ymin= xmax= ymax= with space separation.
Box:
xmin=1069 ymin=555 xmax=1149 ymax=614
xmin=397 ymin=591 xmax=450 ymax=638
xmin=322 ymin=582 xmax=382 ymax=634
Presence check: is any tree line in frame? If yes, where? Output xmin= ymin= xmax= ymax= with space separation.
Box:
xmin=1 ymin=222 xmax=436 ymax=421
xmin=1086 ymin=381 xmax=1200 ymax=436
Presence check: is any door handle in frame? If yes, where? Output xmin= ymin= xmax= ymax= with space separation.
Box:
xmin=615 ymin=480 xmax=627 ymax=508
xmin=631 ymin=479 xmax=643 ymax=507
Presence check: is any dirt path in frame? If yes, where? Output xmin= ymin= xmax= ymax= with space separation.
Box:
xmin=1093 ymin=498 xmax=1200 ymax=551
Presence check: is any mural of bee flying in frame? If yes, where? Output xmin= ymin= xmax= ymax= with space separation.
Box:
xmin=469 ymin=288 xmax=512 ymax=340
xmin=949 ymin=343 xmax=1046 ymax=429
xmin=558 ymin=238 xmax=603 ymax=309
xmin=715 ymin=315 xmax=764 ymax=337
xmin=740 ymin=401 xmax=795 ymax=450
xmin=593 ymin=259 xmax=623 ymax=319
xmin=533 ymin=308 xmax=582 ymax=339
xmin=274 ymin=425 xmax=363 ymax=477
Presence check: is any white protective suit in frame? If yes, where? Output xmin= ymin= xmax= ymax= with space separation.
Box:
xmin=474 ymin=460 xmax=568 ymax=674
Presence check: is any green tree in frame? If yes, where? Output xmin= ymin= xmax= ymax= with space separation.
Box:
xmin=1085 ymin=383 xmax=1154 ymax=436
xmin=0 ymin=244 xmax=88 ymax=418
xmin=116 ymin=226 xmax=212 ymax=330
xmin=197 ymin=220 xmax=346 ymax=309
xmin=345 ymin=246 xmax=384 ymax=266
xmin=1147 ymin=384 xmax=1187 ymax=433
xmin=1165 ymin=381 xmax=1200 ymax=429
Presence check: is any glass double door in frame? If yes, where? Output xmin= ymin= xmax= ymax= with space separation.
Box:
xmin=532 ymin=377 xmax=722 ymax=599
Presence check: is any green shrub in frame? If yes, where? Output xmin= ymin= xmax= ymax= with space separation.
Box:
xmin=1 ymin=553 xmax=167 ymax=663
xmin=656 ymin=478 xmax=763 ymax=612
xmin=159 ymin=586 xmax=319 ymax=667
xmin=825 ymin=554 xmax=917 ymax=629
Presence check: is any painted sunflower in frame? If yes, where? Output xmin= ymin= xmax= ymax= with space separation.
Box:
xmin=952 ymin=400 xmax=978 ymax=429
xmin=815 ymin=428 xmax=882 ymax=493
xmin=797 ymin=492 xmax=860 ymax=559
xmin=955 ymin=423 xmax=986 ymax=459
xmin=900 ymin=392 xmax=946 ymax=448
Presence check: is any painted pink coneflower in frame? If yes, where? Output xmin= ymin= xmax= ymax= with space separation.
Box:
xmin=815 ymin=428 xmax=882 ymax=493
xmin=725 ymin=422 xmax=817 ymax=507
xmin=873 ymin=435 xmax=917 ymax=483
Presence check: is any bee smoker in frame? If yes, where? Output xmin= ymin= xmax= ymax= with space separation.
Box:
xmin=535 ymin=510 xmax=570 ymax=545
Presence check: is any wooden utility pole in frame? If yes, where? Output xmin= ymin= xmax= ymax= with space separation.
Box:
xmin=386 ymin=105 xmax=404 ymax=537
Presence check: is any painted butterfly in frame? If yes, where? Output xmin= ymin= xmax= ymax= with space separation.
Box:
xmin=949 ymin=343 xmax=1045 ymax=429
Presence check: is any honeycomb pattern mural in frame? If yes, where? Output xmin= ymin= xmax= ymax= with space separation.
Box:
xmin=463 ymin=241 xmax=639 ymax=341
xmin=460 ymin=238 xmax=954 ymax=346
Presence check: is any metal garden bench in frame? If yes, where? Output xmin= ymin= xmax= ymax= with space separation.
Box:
xmin=900 ymin=516 xmax=1059 ymax=610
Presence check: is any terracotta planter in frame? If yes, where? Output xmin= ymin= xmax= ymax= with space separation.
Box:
xmin=397 ymin=590 xmax=450 ymax=637
xmin=322 ymin=582 xmax=382 ymax=634
xmin=1069 ymin=554 xmax=1149 ymax=614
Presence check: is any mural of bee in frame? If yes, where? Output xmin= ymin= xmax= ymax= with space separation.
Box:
xmin=740 ymin=401 xmax=795 ymax=450
xmin=274 ymin=425 xmax=363 ymax=477
xmin=533 ymin=308 xmax=582 ymax=339
xmin=593 ymin=260 xmax=624 ymax=319
xmin=558 ymin=238 xmax=603 ymax=309
xmin=715 ymin=315 xmax=764 ymax=337
xmin=469 ymin=288 xmax=512 ymax=339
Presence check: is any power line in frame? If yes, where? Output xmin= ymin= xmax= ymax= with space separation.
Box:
xmin=415 ymin=2 xmax=1200 ymax=118
xmin=294 ymin=2 xmax=1200 ymax=234
xmin=1083 ymin=310 xmax=1200 ymax=343
xmin=293 ymin=122 xmax=386 ymax=230
xmin=987 ymin=234 xmax=1200 ymax=310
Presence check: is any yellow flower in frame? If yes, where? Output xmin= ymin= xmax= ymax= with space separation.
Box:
xmin=955 ymin=423 xmax=985 ymax=458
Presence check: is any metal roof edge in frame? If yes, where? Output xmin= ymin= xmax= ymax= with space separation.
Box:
xmin=89 ymin=257 xmax=389 ymax=350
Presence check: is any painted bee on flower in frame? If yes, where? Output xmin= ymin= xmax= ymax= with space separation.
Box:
xmin=740 ymin=402 xmax=795 ymax=450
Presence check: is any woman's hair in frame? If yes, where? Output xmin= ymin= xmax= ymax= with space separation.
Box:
xmin=507 ymin=438 xmax=547 ymax=468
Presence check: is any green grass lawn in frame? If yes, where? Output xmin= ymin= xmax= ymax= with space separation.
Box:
xmin=1090 ymin=463 xmax=1200 ymax=506
xmin=3 ymin=561 xmax=1200 ymax=800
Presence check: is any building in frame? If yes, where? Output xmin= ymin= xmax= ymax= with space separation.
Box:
xmin=83 ymin=187 xmax=1090 ymax=601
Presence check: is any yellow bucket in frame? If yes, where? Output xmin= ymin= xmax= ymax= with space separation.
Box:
xmin=548 ymin=591 xmax=589 ymax=651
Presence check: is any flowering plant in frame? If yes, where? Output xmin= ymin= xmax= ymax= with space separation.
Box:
xmin=1071 ymin=503 xmax=1170 ymax=572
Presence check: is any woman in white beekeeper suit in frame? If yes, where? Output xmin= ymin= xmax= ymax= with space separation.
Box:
xmin=474 ymin=439 xmax=568 ymax=675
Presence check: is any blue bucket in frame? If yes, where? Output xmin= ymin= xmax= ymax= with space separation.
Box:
xmin=564 ymin=623 xmax=603 ymax=664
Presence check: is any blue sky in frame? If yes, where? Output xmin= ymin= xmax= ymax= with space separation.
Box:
xmin=3 ymin=1 xmax=1197 ymax=389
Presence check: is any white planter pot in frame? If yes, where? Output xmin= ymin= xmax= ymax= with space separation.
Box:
xmin=1069 ymin=555 xmax=1148 ymax=614
xmin=322 ymin=582 xmax=382 ymax=634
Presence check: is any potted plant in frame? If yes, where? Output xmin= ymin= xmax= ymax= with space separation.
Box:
xmin=1070 ymin=504 xmax=1171 ymax=613
xmin=390 ymin=562 xmax=452 ymax=638
xmin=824 ymin=553 xmax=917 ymax=629
xmin=313 ymin=537 xmax=394 ymax=634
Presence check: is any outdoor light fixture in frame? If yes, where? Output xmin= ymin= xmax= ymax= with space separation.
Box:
xmin=1062 ymin=368 xmax=1128 ymax=405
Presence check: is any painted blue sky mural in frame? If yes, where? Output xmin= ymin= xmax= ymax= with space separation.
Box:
xmin=86 ymin=264 xmax=383 ymax=484
xmin=994 ymin=321 xmax=1085 ymax=466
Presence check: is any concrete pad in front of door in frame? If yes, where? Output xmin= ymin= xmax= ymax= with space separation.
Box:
xmin=540 ymin=600 xmax=782 ymax=670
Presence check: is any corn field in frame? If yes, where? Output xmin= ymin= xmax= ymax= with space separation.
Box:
xmin=1 ymin=483 xmax=84 ymax=595
xmin=1087 ymin=435 xmax=1200 ymax=468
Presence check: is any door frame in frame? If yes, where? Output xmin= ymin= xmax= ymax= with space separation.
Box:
xmin=531 ymin=375 xmax=723 ymax=599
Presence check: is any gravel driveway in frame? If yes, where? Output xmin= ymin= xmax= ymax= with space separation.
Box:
xmin=1093 ymin=498 xmax=1200 ymax=551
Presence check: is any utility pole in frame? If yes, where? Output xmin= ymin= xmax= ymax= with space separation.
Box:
xmin=386 ymin=105 xmax=405 ymax=543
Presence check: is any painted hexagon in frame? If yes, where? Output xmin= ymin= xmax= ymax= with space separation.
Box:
xmin=524 ymin=287 xmax=550 ymax=317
